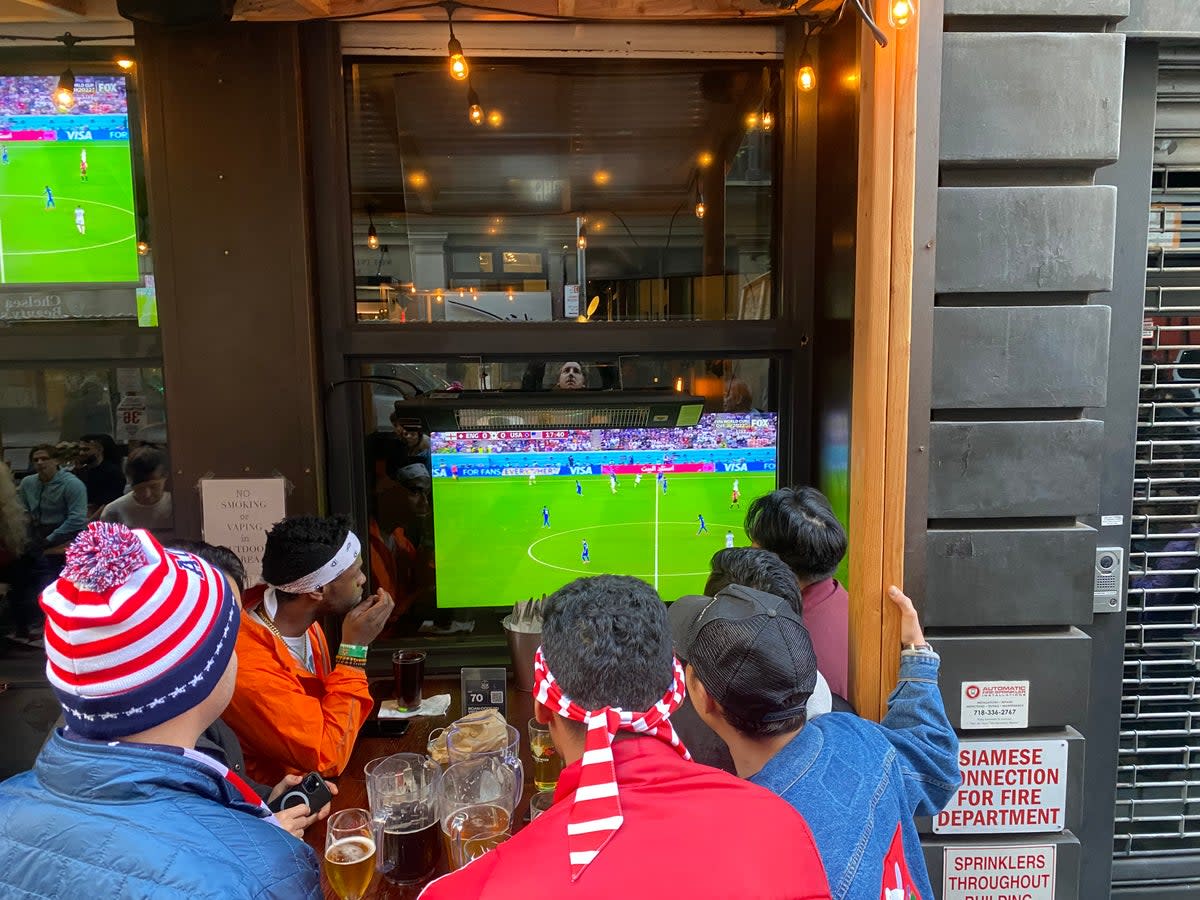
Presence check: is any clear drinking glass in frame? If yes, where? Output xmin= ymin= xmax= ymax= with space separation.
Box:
xmin=367 ymin=753 xmax=442 ymax=886
xmin=527 ymin=717 xmax=563 ymax=791
xmin=436 ymin=757 xmax=516 ymax=870
xmin=324 ymin=808 xmax=376 ymax=900
xmin=446 ymin=722 xmax=524 ymax=808
xmin=529 ymin=790 xmax=555 ymax=821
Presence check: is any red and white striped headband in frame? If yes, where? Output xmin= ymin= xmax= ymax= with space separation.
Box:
xmin=533 ymin=646 xmax=689 ymax=882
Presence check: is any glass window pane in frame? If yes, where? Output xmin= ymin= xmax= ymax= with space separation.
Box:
xmin=348 ymin=58 xmax=779 ymax=324
xmin=361 ymin=355 xmax=778 ymax=644
xmin=1 ymin=365 xmax=173 ymax=533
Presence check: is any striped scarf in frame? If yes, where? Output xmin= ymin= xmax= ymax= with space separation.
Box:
xmin=533 ymin=646 xmax=690 ymax=882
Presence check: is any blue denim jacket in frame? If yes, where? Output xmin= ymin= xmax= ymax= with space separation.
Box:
xmin=750 ymin=653 xmax=960 ymax=900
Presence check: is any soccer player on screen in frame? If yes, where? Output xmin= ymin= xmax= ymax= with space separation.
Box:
xmin=1 ymin=146 xmax=8 ymax=166
xmin=44 ymin=185 xmax=55 ymax=209
xmin=697 ymin=514 xmax=708 ymax=535
xmin=529 ymin=472 xmax=536 ymax=485
xmin=581 ymin=540 xmax=590 ymax=564
xmin=80 ymin=158 xmax=88 ymax=182
xmin=661 ymin=475 xmax=668 ymax=495
xmin=542 ymin=505 xmax=550 ymax=528
xmin=575 ymin=480 xmax=583 ymax=496
xmin=725 ymin=530 xmax=736 ymax=549
xmin=609 ymin=473 xmax=618 ymax=494
xmin=74 ymin=205 xmax=86 ymax=235
xmin=634 ymin=472 xmax=642 ymax=486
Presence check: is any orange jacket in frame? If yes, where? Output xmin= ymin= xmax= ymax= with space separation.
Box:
xmin=222 ymin=585 xmax=374 ymax=785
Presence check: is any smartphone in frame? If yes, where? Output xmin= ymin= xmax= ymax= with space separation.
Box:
xmin=268 ymin=771 xmax=334 ymax=814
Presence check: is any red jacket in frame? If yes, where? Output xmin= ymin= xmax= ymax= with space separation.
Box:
xmin=420 ymin=738 xmax=831 ymax=900
xmin=222 ymin=585 xmax=374 ymax=785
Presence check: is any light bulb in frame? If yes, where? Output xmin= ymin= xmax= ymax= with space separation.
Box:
xmin=116 ymin=58 xmax=135 ymax=71
xmin=745 ymin=111 xmax=759 ymax=130
xmin=367 ymin=225 xmax=380 ymax=250
xmin=53 ymin=69 xmax=75 ymax=111
xmin=698 ymin=151 xmax=714 ymax=168
xmin=797 ymin=57 xmax=816 ymax=93
xmin=487 ymin=110 xmax=503 ymax=128
xmin=577 ymin=234 xmax=588 ymax=250
xmin=468 ymin=87 xmax=484 ymax=125
xmin=136 ymin=240 xmax=149 ymax=256
xmin=695 ymin=200 xmax=706 ymax=219
xmin=761 ymin=110 xmax=774 ymax=132
xmin=447 ymin=37 xmax=469 ymax=81
xmin=889 ymin=0 xmax=915 ymax=27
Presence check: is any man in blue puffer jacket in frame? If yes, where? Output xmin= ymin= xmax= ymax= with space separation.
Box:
xmin=0 ymin=523 xmax=321 ymax=899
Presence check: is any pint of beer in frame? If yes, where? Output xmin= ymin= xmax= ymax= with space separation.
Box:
xmin=528 ymin=717 xmax=563 ymax=791
xmin=325 ymin=808 xmax=377 ymax=900
xmin=441 ymin=803 xmax=512 ymax=870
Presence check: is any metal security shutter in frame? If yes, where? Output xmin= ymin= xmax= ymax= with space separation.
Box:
xmin=1116 ymin=45 xmax=1200 ymax=870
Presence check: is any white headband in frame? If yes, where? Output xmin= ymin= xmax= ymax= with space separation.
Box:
xmin=272 ymin=532 xmax=361 ymax=594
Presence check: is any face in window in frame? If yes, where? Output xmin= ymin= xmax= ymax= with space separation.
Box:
xmin=555 ymin=361 xmax=584 ymax=390
xmin=132 ymin=469 xmax=168 ymax=506
xmin=32 ymin=451 xmax=58 ymax=479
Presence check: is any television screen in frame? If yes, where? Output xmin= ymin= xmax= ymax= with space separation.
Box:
xmin=430 ymin=412 xmax=778 ymax=608
xmin=0 ymin=75 xmax=139 ymax=285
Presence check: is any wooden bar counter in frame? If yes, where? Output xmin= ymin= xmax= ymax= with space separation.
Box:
xmin=305 ymin=674 xmax=538 ymax=899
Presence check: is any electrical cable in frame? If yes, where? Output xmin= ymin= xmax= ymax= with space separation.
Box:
xmin=847 ymin=0 xmax=888 ymax=47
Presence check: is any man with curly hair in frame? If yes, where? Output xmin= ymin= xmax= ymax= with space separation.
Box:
xmin=222 ymin=515 xmax=393 ymax=784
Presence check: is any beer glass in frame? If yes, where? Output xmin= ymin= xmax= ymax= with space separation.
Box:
xmin=324 ymin=808 xmax=376 ymax=900
xmin=393 ymin=650 xmax=426 ymax=711
xmin=367 ymin=753 xmax=442 ymax=886
xmin=446 ymin=722 xmax=524 ymax=808
xmin=529 ymin=790 xmax=555 ymax=821
xmin=437 ymin=758 xmax=516 ymax=870
xmin=527 ymin=717 xmax=563 ymax=791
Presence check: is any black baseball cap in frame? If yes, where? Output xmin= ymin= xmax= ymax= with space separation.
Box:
xmin=668 ymin=584 xmax=818 ymax=725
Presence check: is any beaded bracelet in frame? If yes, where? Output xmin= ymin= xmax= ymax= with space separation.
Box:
xmin=335 ymin=655 xmax=367 ymax=670
xmin=337 ymin=643 xmax=368 ymax=660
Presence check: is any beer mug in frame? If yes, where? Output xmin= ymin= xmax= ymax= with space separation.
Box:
xmin=446 ymin=722 xmax=524 ymax=809
xmin=437 ymin=757 xmax=516 ymax=870
xmin=366 ymin=753 xmax=442 ymax=886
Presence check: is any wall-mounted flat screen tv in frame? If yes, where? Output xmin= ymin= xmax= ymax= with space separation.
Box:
xmin=0 ymin=75 xmax=138 ymax=285
xmin=430 ymin=412 xmax=779 ymax=608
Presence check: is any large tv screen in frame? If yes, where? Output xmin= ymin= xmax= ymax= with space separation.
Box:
xmin=430 ymin=412 xmax=778 ymax=608
xmin=0 ymin=75 xmax=138 ymax=285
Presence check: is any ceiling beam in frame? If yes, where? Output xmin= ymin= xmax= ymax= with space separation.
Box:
xmin=291 ymin=0 xmax=330 ymax=15
xmin=13 ymin=0 xmax=87 ymax=18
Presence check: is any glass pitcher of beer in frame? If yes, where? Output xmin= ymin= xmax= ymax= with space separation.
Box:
xmin=367 ymin=753 xmax=442 ymax=886
xmin=437 ymin=757 xmax=517 ymax=870
xmin=324 ymin=808 xmax=377 ymax=900
xmin=446 ymin=722 xmax=524 ymax=809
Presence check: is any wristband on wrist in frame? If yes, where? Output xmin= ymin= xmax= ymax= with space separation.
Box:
xmin=335 ymin=655 xmax=367 ymax=669
xmin=337 ymin=643 xmax=368 ymax=660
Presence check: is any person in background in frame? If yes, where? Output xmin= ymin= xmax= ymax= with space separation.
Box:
xmin=745 ymin=486 xmax=850 ymax=698
xmin=11 ymin=444 xmax=87 ymax=643
xmin=168 ymin=538 xmax=336 ymax=839
xmin=0 ymin=459 xmax=29 ymax=629
xmin=75 ymin=433 xmax=125 ymax=514
xmin=672 ymin=584 xmax=959 ymax=900
xmin=0 ymin=523 xmax=320 ymax=898
xmin=100 ymin=445 xmax=173 ymax=532
xmin=669 ymin=547 xmax=837 ymax=774
xmin=419 ymin=575 xmax=831 ymax=899
xmin=223 ymin=515 xmax=392 ymax=784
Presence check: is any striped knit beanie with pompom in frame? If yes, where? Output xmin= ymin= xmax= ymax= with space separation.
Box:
xmin=40 ymin=522 xmax=240 ymax=739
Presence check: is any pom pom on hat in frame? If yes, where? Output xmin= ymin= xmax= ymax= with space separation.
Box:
xmin=61 ymin=523 xmax=149 ymax=592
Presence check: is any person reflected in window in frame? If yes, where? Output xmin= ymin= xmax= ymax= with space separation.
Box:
xmin=74 ymin=433 xmax=125 ymax=515
xmin=555 ymin=361 xmax=585 ymax=390
xmin=101 ymin=446 xmax=173 ymax=533
xmin=10 ymin=445 xmax=87 ymax=644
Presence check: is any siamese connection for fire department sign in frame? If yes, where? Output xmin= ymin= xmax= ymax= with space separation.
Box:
xmin=933 ymin=740 xmax=1069 ymax=835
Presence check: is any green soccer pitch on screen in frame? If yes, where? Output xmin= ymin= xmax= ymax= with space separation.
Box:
xmin=430 ymin=412 xmax=779 ymax=608
xmin=0 ymin=75 xmax=139 ymax=286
